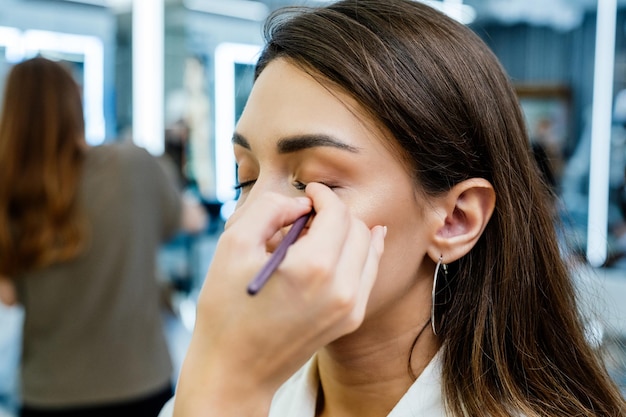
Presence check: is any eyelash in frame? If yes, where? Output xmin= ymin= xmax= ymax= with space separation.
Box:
xmin=233 ymin=179 xmax=256 ymax=191
xmin=293 ymin=180 xmax=307 ymax=191
xmin=294 ymin=180 xmax=338 ymax=190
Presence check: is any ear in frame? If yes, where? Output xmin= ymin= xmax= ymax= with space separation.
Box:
xmin=428 ymin=178 xmax=495 ymax=263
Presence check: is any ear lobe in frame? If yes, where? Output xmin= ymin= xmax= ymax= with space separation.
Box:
xmin=430 ymin=178 xmax=495 ymax=263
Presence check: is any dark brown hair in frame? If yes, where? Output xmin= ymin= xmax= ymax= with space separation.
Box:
xmin=255 ymin=1 xmax=626 ymax=416
xmin=0 ymin=57 xmax=87 ymax=276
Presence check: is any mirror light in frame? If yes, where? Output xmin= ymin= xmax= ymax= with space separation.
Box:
xmin=0 ymin=26 xmax=106 ymax=146
xmin=587 ymin=0 xmax=617 ymax=267
xmin=214 ymin=42 xmax=262 ymax=204
xmin=132 ymin=0 xmax=164 ymax=155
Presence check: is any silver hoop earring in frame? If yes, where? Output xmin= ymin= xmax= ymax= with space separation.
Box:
xmin=431 ymin=256 xmax=448 ymax=335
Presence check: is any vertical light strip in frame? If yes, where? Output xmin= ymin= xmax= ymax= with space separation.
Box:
xmin=587 ymin=0 xmax=617 ymax=266
xmin=132 ymin=0 xmax=164 ymax=155
xmin=0 ymin=26 xmax=23 ymax=62
xmin=214 ymin=42 xmax=262 ymax=203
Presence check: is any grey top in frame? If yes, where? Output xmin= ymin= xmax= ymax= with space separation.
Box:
xmin=16 ymin=143 xmax=181 ymax=408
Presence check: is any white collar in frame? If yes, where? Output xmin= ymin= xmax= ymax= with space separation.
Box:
xmin=269 ymin=351 xmax=446 ymax=417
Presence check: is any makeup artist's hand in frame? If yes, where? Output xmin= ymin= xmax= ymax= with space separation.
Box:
xmin=173 ymin=183 xmax=386 ymax=417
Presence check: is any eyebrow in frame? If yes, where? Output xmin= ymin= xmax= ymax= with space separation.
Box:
xmin=232 ymin=132 xmax=360 ymax=154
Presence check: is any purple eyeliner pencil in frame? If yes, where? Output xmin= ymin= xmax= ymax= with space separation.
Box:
xmin=247 ymin=210 xmax=313 ymax=295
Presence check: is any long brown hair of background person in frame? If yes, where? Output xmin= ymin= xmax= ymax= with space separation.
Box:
xmin=0 ymin=57 xmax=87 ymax=277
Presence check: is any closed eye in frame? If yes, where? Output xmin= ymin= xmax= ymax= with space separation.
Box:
xmin=233 ymin=179 xmax=256 ymax=191
xmin=293 ymin=181 xmax=307 ymax=191
xmin=292 ymin=180 xmax=337 ymax=191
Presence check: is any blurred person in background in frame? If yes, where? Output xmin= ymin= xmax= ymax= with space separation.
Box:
xmin=0 ymin=57 xmax=181 ymax=417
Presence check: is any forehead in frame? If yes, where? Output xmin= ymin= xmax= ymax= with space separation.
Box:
xmin=235 ymin=58 xmax=425 ymax=197
xmin=237 ymin=58 xmax=385 ymax=147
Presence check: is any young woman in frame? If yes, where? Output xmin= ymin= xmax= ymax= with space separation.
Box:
xmin=163 ymin=1 xmax=626 ymax=416
xmin=0 ymin=57 xmax=182 ymax=416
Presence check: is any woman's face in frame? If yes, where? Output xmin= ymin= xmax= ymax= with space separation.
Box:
xmin=234 ymin=59 xmax=439 ymax=318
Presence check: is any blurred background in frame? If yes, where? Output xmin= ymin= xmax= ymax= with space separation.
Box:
xmin=1 ymin=0 xmax=626 ymax=414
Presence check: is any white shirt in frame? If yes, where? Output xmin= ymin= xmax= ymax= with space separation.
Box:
xmin=159 ymin=352 xmax=446 ymax=417
xmin=269 ymin=352 xmax=445 ymax=417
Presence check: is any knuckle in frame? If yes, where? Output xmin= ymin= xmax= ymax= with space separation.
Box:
xmin=221 ymin=228 xmax=252 ymax=252
xmin=343 ymin=311 xmax=365 ymax=333
xmin=302 ymin=258 xmax=334 ymax=280
xmin=331 ymin=286 xmax=357 ymax=314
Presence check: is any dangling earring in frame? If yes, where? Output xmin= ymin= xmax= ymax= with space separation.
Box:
xmin=431 ymin=255 xmax=448 ymax=335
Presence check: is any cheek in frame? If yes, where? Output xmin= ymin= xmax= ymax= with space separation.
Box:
xmin=365 ymin=220 xmax=431 ymax=316
xmin=348 ymin=187 xmax=430 ymax=297
xmin=378 ymin=223 xmax=427 ymax=278
xmin=348 ymin=186 xmax=424 ymax=245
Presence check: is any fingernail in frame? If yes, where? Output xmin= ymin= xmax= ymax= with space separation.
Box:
xmin=295 ymin=197 xmax=311 ymax=206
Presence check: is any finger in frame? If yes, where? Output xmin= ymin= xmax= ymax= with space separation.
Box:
xmin=308 ymin=222 xmax=385 ymax=338
xmin=348 ymin=225 xmax=386 ymax=326
xmin=225 ymin=192 xmax=310 ymax=230
xmin=323 ymin=219 xmax=378 ymax=328
xmin=294 ymin=183 xmax=351 ymax=269
xmin=331 ymin=218 xmax=373 ymax=297
xmin=224 ymin=193 xmax=312 ymax=248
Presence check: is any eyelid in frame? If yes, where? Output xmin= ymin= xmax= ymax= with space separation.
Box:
xmin=293 ymin=180 xmax=337 ymax=191
xmin=233 ymin=179 xmax=256 ymax=190
xmin=293 ymin=180 xmax=306 ymax=191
